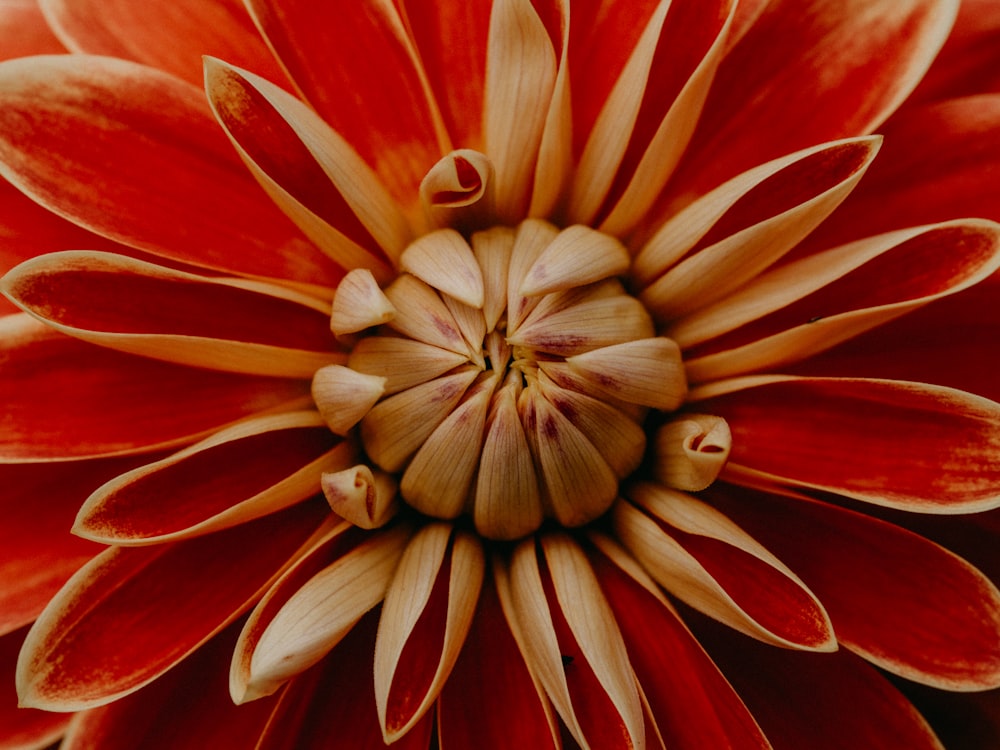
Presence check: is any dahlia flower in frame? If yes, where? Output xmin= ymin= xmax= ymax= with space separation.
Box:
xmin=2 ymin=0 xmax=1000 ymax=747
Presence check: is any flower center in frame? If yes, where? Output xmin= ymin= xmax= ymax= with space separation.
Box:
xmin=312 ymin=220 xmax=688 ymax=540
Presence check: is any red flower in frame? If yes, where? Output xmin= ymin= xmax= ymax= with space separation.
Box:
xmin=2 ymin=1 xmax=1000 ymax=748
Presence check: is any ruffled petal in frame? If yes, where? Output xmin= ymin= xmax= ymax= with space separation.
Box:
xmin=255 ymin=611 xmax=434 ymax=750
xmin=679 ymin=220 xmax=1000 ymax=382
xmin=74 ymin=412 xmax=349 ymax=545
xmin=0 ymin=459 xmax=137 ymax=636
xmin=244 ymin=0 xmax=447 ymax=212
xmin=59 ymin=624 xmax=278 ymax=750
xmin=438 ymin=576 xmax=559 ymax=750
xmin=2 ymin=251 xmax=341 ymax=377
xmin=615 ymin=485 xmax=834 ymax=651
xmin=696 ymin=376 xmax=1000 ymax=513
xmin=0 ymin=314 xmax=312 ymax=461
xmin=707 ymin=485 xmax=1000 ymax=690
xmin=16 ymin=500 xmax=329 ymax=711
xmin=0 ymin=626 xmax=71 ymax=750
xmin=693 ymin=614 xmax=946 ymax=750
xmin=374 ymin=524 xmax=484 ymax=743
xmin=588 ymin=536 xmax=771 ymax=750
xmin=38 ymin=0 xmax=287 ymax=88
xmin=661 ymin=0 xmax=957 ymax=206
xmin=0 ymin=54 xmax=340 ymax=287
xmin=0 ymin=0 xmax=65 ymax=61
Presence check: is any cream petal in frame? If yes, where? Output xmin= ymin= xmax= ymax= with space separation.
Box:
xmin=653 ymin=414 xmax=732 ymax=491
xmin=400 ymin=228 xmax=485 ymax=308
xmin=565 ymin=337 xmax=687 ymax=410
xmin=509 ymin=295 xmax=655 ymax=357
xmin=330 ymin=268 xmax=395 ymax=336
xmin=311 ymin=364 xmax=385 ymax=434
xmin=384 ymin=274 xmax=470 ymax=356
xmin=374 ymin=524 xmax=485 ymax=742
xmin=239 ymin=524 xmax=410 ymax=702
xmin=420 ymin=149 xmax=496 ymax=230
xmin=471 ymin=225 xmax=515 ymax=333
xmin=483 ymin=0 xmax=558 ymax=222
xmin=507 ymin=218 xmax=560 ymax=330
xmin=321 ymin=464 xmax=399 ymax=529
xmin=348 ymin=336 xmax=468 ymax=395
xmin=520 ymin=225 xmax=631 ymax=297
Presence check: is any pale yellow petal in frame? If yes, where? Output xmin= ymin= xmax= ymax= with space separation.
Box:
xmin=520 ymin=225 xmax=631 ymax=296
xmin=653 ymin=414 xmax=731 ymax=491
xmin=400 ymin=228 xmax=485 ymax=308
xmin=330 ymin=268 xmax=395 ymax=336
xmin=311 ymin=364 xmax=385 ymax=434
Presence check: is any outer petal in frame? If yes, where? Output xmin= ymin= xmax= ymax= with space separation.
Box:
xmin=0 ymin=459 xmax=137 ymax=636
xmin=693 ymin=614 xmax=946 ymax=750
xmin=74 ymin=412 xmax=349 ymax=545
xmin=38 ymin=0 xmax=288 ymax=88
xmin=59 ymin=624 xmax=278 ymax=750
xmin=658 ymin=0 xmax=957 ymax=208
xmin=438 ymin=576 xmax=559 ymax=750
xmin=707 ymin=484 xmax=1000 ymax=690
xmin=255 ymin=611 xmax=434 ymax=750
xmin=0 ymin=627 xmax=71 ymax=750
xmin=588 ymin=536 xmax=771 ymax=750
xmin=244 ymin=0 xmax=447 ymax=211
xmin=2 ymin=251 xmax=341 ymax=377
xmin=0 ymin=314 xmax=312 ymax=461
xmin=696 ymin=376 xmax=1000 ymax=513
xmin=0 ymin=55 xmax=340 ymax=288
xmin=16 ymin=500 xmax=330 ymax=711
xmin=0 ymin=0 xmax=65 ymax=61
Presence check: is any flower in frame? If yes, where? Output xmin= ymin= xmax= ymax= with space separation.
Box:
xmin=2 ymin=0 xmax=1000 ymax=747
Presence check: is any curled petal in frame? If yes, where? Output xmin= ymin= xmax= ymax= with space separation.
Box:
xmin=420 ymin=149 xmax=496 ymax=230
xmin=321 ymin=465 xmax=399 ymax=529
xmin=2 ymin=251 xmax=341 ymax=378
xmin=374 ymin=524 xmax=485 ymax=742
xmin=617 ymin=484 xmax=835 ymax=651
xmin=697 ymin=376 xmax=1000 ymax=513
xmin=17 ymin=501 xmax=329 ymax=711
xmin=653 ymin=413 xmax=732 ymax=491
xmin=73 ymin=412 xmax=348 ymax=545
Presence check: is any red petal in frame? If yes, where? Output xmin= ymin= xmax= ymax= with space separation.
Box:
xmin=589 ymin=542 xmax=770 ymax=750
xmin=0 ymin=0 xmax=65 ymax=61
xmin=662 ymin=0 xmax=956 ymax=205
xmin=699 ymin=376 xmax=1000 ymax=513
xmin=3 ymin=251 xmax=341 ymax=377
xmin=403 ymin=0 xmax=491 ymax=150
xmin=799 ymin=95 xmax=1000 ymax=251
xmin=256 ymin=610 xmax=434 ymax=750
xmin=38 ymin=0 xmax=288 ymax=89
xmin=59 ymin=624 xmax=277 ymax=750
xmin=693 ymin=614 xmax=945 ymax=750
xmin=0 ymin=314 xmax=312 ymax=461
xmin=75 ymin=414 xmax=345 ymax=544
xmin=0 ymin=54 xmax=340 ymax=287
xmin=0 ymin=627 xmax=70 ymax=750
xmin=707 ymin=484 xmax=1000 ymax=690
xmin=17 ymin=500 xmax=329 ymax=710
xmin=909 ymin=0 xmax=1000 ymax=104
xmin=0 ymin=459 xmax=139 ymax=636
xmin=788 ymin=273 xmax=1000 ymax=403
xmin=439 ymin=576 xmax=558 ymax=750
xmin=244 ymin=0 xmax=445 ymax=211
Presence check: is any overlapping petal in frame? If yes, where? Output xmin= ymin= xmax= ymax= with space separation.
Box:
xmin=0 ymin=0 xmax=64 ymax=62
xmin=0 ymin=314 xmax=312 ymax=461
xmin=0 ymin=54 xmax=340 ymax=287
xmin=17 ymin=501 xmax=329 ymax=711
xmin=0 ymin=626 xmax=70 ymax=750
xmin=708 ymin=485 xmax=1000 ymax=690
xmin=2 ymin=252 xmax=341 ymax=377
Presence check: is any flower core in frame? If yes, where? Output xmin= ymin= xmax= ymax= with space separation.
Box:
xmin=312 ymin=220 xmax=688 ymax=540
